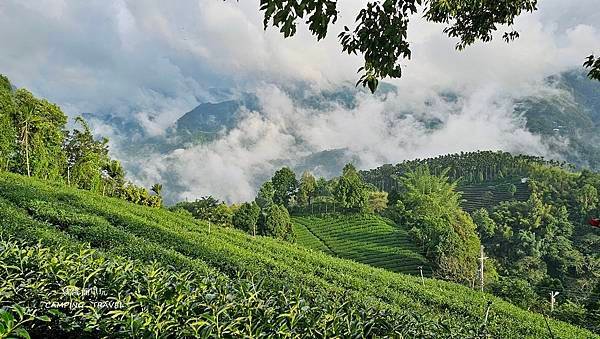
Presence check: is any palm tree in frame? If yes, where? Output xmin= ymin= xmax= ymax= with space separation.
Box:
xmin=151 ymin=183 xmax=163 ymax=196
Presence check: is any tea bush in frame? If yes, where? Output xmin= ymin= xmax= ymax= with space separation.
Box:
xmin=0 ymin=173 xmax=596 ymax=338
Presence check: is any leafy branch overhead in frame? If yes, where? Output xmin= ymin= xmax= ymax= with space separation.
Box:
xmin=258 ymin=0 xmax=598 ymax=92
xmin=585 ymin=55 xmax=600 ymax=81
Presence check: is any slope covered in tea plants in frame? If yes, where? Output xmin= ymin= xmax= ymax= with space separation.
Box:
xmin=0 ymin=172 xmax=595 ymax=338
xmin=459 ymin=178 xmax=531 ymax=212
xmin=292 ymin=215 xmax=431 ymax=276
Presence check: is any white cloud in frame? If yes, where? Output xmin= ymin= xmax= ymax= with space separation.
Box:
xmin=0 ymin=0 xmax=597 ymax=202
xmin=128 ymin=83 xmax=556 ymax=203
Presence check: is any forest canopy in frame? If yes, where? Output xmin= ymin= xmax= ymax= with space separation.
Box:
xmin=0 ymin=74 xmax=162 ymax=208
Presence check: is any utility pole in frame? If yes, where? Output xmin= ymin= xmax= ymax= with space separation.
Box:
xmin=550 ymin=291 xmax=560 ymax=312
xmin=418 ymin=266 xmax=424 ymax=286
xmin=479 ymin=245 xmax=488 ymax=292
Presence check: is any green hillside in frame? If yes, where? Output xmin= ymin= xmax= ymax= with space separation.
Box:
xmin=292 ymin=215 xmax=431 ymax=276
xmin=0 ymin=173 xmax=596 ymax=338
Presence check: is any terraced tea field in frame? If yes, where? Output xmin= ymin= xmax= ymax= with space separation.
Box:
xmin=292 ymin=215 xmax=431 ymax=276
xmin=459 ymin=180 xmax=530 ymax=212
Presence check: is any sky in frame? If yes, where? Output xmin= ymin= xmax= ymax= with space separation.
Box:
xmin=0 ymin=0 xmax=599 ymax=202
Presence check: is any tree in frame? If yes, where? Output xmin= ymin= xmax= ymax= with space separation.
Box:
xmin=260 ymin=204 xmax=295 ymax=241
xmin=400 ymin=166 xmax=462 ymax=219
xmin=13 ymin=89 xmax=67 ymax=180
xmin=574 ymin=183 xmax=598 ymax=220
xmin=13 ymin=89 xmax=39 ymax=177
xmin=0 ymin=73 xmax=162 ymax=208
xmin=233 ymin=202 xmax=261 ymax=236
xmin=367 ymin=191 xmax=388 ymax=213
xmin=0 ymin=75 xmax=16 ymax=171
xmin=271 ymin=167 xmax=298 ymax=208
xmin=471 ymin=208 xmax=496 ymax=239
xmin=491 ymin=277 xmax=539 ymax=310
xmin=151 ymin=183 xmax=163 ymax=196
xmin=255 ymin=0 xmax=599 ymax=91
xmin=298 ymin=171 xmax=317 ymax=206
xmin=315 ymin=177 xmax=332 ymax=197
xmin=256 ymin=181 xmax=275 ymax=209
xmin=335 ymin=163 xmax=368 ymax=211
xmin=102 ymin=159 xmax=126 ymax=196
xmin=173 ymin=196 xmax=220 ymax=221
xmin=63 ymin=116 xmax=110 ymax=191
xmin=171 ymin=197 xmax=232 ymax=225
xmin=398 ymin=166 xmax=480 ymax=282
xmin=213 ymin=203 xmax=234 ymax=227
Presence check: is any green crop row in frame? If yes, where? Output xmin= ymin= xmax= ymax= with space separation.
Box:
xmin=1 ymin=239 xmax=454 ymax=338
xmin=458 ymin=180 xmax=530 ymax=212
xmin=0 ymin=173 xmax=596 ymax=338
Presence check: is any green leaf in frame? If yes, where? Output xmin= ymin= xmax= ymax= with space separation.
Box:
xmin=12 ymin=305 xmax=25 ymax=319
xmin=15 ymin=328 xmax=31 ymax=339
xmin=36 ymin=315 xmax=51 ymax=322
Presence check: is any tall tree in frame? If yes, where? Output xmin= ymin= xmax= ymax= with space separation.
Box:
xmin=256 ymin=181 xmax=275 ymax=210
xmin=271 ymin=167 xmax=298 ymax=208
xmin=260 ymin=204 xmax=295 ymax=241
xmin=0 ymin=75 xmax=16 ymax=171
xmin=64 ymin=116 xmax=110 ymax=191
xmin=173 ymin=196 xmax=221 ymax=221
xmin=233 ymin=202 xmax=261 ymax=236
xmin=13 ymin=89 xmax=67 ymax=180
xmin=151 ymin=183 xmax=163 ymax=196
xmin=398 ymin=166 xmax=480 ymax=283
xmin=102 ymin=159 xmax=126 ymax=196
xmin=213 ymin=203 xmax=234 ymax=227
xmin=335 ymin=163 xmax=368 ymax=211
xmin=298 ymin=171 xmax=317 ymax=206
xmin=367 ymin=191 xmax=388 ymax=213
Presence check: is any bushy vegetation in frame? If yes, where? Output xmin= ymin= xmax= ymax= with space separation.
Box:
xmin=356 ymin=152 xmax=600 ymax=332
xmin=0 ymin=239 xmax=430 ymax=338
xmin=292 ymin=214 xmax=430 ymax=275
xmin=172 ymin=151 xmax=598 ymax=333
xmin=0 ymin=74 xmax=162 ymax=207
xmin=0 ymin=172 xmax=594 ymax=338
xmin=471 ymin=164 xmax=600 ymax=332
xmin=396 ymin=167 xmax=480 ymax=283
xmin=172 ymin=197 xmax=295 ymax=241
xmin=385 ymin=167 xmax=482 ymax=284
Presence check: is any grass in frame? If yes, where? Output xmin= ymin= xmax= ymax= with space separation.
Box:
xmin=0 ymin=172 xmax=596 ymax=338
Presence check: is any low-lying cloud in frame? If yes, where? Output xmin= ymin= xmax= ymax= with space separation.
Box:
xmin=128 ymin=83 xmax=557 ymax=203
xmin=0 ymin=0 xmax=598 ymax=202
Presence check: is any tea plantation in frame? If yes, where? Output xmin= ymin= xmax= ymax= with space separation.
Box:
xmin=292 ymin=215 xmax=431 ymax=276
xmin=459 ymin=179 xmax=530 ymax=212
xmin=0 ymin=172 xmax=596 ymax=338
